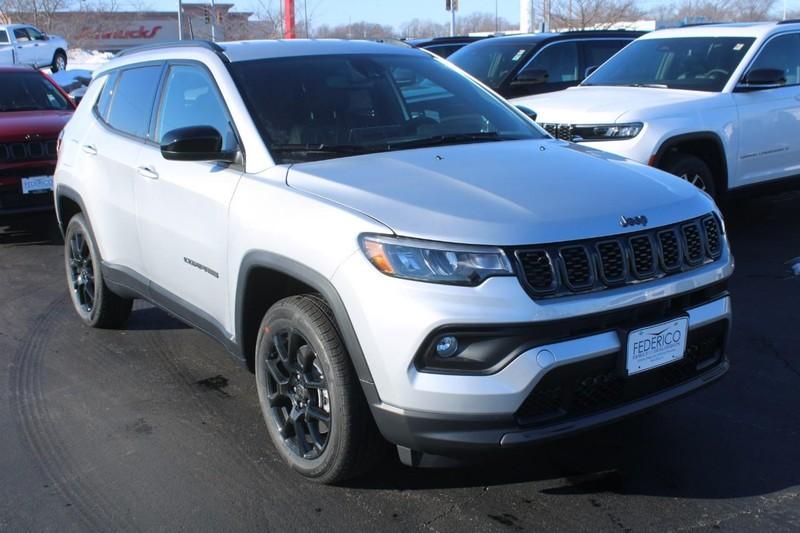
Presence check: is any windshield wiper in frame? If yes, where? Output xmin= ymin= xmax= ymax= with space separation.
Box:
xmin=624 ymin=83 xmax=669 ymax=88
xmin=269 ymin=144 xmax=375 ymax=155
xmin=385 ymin=132 xmax=519 ymax=150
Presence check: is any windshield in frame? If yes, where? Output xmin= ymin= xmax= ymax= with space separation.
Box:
xmin=449 ymin=42 xmax=534 ymax=88
xmin=583 ymin=37 xmax=755 ymax=92
xmin=0 ymin=71 xmax=71 ymax=112
xmin=231 ymin=53 xmax=543 ymax=163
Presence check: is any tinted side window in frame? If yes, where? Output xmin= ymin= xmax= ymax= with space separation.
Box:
xmin=0 ymin=30 xmax=8 ymax=44
xmin=520 ymin=42 xmax=579 ymax=83
xmin=14 ymin=28 xmax=30 ymax=42
xmin=156 ymin=65 xmax=237 ymax=150
xmin=749 ymin=33 xmax=800 ymax=86
xmin=584 ymin=40 xmax=628 ymax=72
xmin=106 ymin=65 xmax=162 ymax=139
xmin=93 ymin=72 xmax=117 ymax=120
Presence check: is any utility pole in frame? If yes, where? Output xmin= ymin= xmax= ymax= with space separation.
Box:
xmin=446 ymin=0 xmax=458 ymax=36
xmin=177 ymin=0 xmax=183 ymax=39
xmin=495 ymin=0 xmax=498 ymax=31
xmin=209 ymin=0 xmax=217 ymax=41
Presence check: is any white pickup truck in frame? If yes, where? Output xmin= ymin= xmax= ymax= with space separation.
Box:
xmin=0 ymin=24 xmax=68 ymax=72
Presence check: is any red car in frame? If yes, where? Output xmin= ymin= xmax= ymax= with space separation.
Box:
xmin=0 ymin=65 xmax=74 ymax=215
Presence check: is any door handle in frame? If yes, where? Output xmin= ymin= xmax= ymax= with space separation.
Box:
xmin=81 ymin=144 xmax=97 ymax=155
xmin=137 ymin=166 xmax=159 ymax=180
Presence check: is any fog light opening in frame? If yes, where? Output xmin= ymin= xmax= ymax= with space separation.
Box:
xmin=435 ymin=336 xmax=459 ymax=358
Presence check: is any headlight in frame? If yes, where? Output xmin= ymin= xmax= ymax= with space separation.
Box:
xmin=359 ymin=234 xmax=514 ymax=286
xmin=571 ymin=123 xmax=643 ymax=142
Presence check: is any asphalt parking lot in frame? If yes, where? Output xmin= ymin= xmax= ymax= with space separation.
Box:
xmin=1 ymin=192 xmax=799 ymax=532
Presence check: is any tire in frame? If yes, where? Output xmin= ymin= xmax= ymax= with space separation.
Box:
xmin=661 ymin=153 xmax=718 ymax=199
xmin=64 ymin=213 xmax=133 ymax=328
xmin=51 ymin=51 xmax=67 ymax=72
xmin=255 ymin=294 xmax=384 ymax=484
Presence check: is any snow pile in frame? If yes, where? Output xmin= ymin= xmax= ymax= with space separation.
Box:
xmin=67 ymin=49 xmax=113 ymax=72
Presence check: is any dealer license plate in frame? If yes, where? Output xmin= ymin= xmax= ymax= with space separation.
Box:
xmin=21 ymin=175 xmax=53 ymax=195
xmin=626 ymin=317 xmax=689 ymax=375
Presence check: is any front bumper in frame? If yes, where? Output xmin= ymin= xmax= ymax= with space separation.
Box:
xmin=0 ymin=165 xmax=56 ymax=215
xmin=371 ymin=298 xmax=730 ymax=457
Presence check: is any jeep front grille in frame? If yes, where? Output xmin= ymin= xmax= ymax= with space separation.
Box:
xmin=514 ymin=214 xmax=724 ymax=298
xmin=540 ymin=123 xmax=574 ymax=141
xmin=0 ymin=140 xmax=58 ymax=162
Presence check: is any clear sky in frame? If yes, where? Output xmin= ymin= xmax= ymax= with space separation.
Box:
xmin=148 ymin=0 xmax=799 ymax=28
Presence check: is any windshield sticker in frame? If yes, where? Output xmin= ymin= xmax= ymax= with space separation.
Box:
xmin=512 ymin=49 xmax=526 ymax=61
xmin=734 ymin=43 xmax=744 ymax=51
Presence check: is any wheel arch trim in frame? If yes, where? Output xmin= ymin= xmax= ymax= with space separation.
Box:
xmin=650 ymin=131 xmax=729 ymax=193
xmin=236 ymin=251 xmax=380 ymax=405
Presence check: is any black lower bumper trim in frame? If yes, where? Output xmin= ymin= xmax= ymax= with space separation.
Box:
xmin=369 ymin=359 xmax=728 ymax=457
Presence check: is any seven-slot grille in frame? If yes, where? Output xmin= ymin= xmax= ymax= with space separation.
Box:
xmin=540 ymin=123 xmax=574 ymax=141
xmin=514 ymin=214 xmax=723 ymax=298
xmin=0 ymin=140 xmax=58 ymax=162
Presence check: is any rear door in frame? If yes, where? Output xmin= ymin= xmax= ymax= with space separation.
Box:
xmin=74 ymin=64 xmax=163 ymax=275
xmin=134 ymin=62 xmax=242 ymax=330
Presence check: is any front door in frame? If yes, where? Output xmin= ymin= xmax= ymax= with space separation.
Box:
xmin=13 ymin=28 xmax=37 ymax=66
xmin=135 ymin=63 xmax=242 ymax=332
xmin=733 ymin=32 xmax=800 ymax=187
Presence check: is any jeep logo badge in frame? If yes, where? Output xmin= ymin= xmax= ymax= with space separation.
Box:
xmin=620 ymin=215 xmax=648 ymax=228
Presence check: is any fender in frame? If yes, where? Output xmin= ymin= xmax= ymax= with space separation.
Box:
xmin=236 ymin=251 xmax=381 ymax=405
xmin=650 ymin=131 xmax=729 ymax=193
xmin=54 ymin=184 xmax=88 ymax=234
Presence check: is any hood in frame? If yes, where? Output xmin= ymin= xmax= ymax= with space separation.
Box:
xmin=511 ymin=86 xmax=720 ymax=124
xmin=287 ymin=139 xmax=715 ymax=246
xmin=0 ymin=110 xmax=72 ymax=142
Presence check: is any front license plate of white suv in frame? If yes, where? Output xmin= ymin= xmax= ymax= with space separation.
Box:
xmin=626 ymin=317 xmax=689 ymax=375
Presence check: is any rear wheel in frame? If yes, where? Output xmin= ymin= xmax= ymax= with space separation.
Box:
xmin=661 ymin=153 xmax=718 ymax=199
xmin=64 ymin=213 xmax=132 ymax=328
xmin=51 ymin=51 xmax=67 ymax=72
xmin=254 ymin=294 xmax=383 ymax=483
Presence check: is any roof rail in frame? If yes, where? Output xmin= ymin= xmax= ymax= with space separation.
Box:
xmin=115 ymin=40 xmax=225 ymax=58
xmin=777 ymin=19 xmax=800 ymax=25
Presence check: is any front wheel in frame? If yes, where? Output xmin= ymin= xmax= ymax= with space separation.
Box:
xmin=64 ymin=213 xmax=132 ymax=328
xmin=254 ymin=294 xmax=383 ymax=483
xmin=51 ymin=51 xmax=67 ymax=72
xmin=661 ymin=153 xmax=718 ymax=199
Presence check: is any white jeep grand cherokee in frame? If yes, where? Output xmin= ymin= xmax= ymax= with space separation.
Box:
xmin=55 ymin=39 xmax=733 ymax=483
xmin=512 ymin=22 xmax=800 ymax=199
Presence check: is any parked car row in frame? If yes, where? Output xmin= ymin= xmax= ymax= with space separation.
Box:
xmin=447 ymin=21 xmax=800 ymax=200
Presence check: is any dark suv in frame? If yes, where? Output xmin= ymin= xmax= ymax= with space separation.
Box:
xmin=449 ymin=30 xmax=644 ymax=98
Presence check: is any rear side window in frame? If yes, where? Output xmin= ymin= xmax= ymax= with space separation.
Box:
xmin=105 ymin=65 xmax=162 ymax=139
xmin=93 ymin=72 xmax=117 ymax=120
xmin=0 ymin=30 xmax=8 ymax=44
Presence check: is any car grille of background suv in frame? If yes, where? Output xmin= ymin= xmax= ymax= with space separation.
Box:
xmin=514 ymin=214 xmax=723 ymax=299
xmin=540 ymin=123 xmax=574 ymax=141
xmin=0 ymin=140 xmax=58 ymax=162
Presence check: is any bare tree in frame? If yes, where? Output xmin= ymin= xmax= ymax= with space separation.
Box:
xmin=314 ymin=20 xmax=394 ymax=40
xmin=650 ymin=0 xmax=777 ymax=23
xmin=457 ymin=11 xmax=516 ymax=33
xmin=550 ymin=0 xmax=644 ymax=30
xmin=400 ymin=18 xmax=449 ymax=38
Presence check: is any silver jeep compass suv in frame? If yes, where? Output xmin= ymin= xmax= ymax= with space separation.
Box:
xmin=55 ymin=39 xmax=733 ymax=483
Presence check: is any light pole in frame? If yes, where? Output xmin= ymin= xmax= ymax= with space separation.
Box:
xmin=495 ymin=0 xmax=498 ymax=31
xmin=177 ymin=0 xmax=183 ymax=39
xmin=209 ymin=0 xmax=217 ymax=41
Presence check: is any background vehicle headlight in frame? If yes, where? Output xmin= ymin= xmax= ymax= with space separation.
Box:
xmin=359 ymin=234 xmax=514 ymax=286
xmin=571 ymin=123 xmax=643 ymax=141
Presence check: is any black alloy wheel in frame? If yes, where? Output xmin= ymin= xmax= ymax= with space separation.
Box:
xmin=67 ymin=228 xmax=96 ymax=314
xmin=265 ymin=328 xmax=332 ymax=460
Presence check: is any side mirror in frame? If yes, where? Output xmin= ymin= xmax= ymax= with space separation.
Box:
xmin=160 ymin=126 xmax=237 ymax=163
xmin=515 ymin=105 xmax=537 ymax=121
xmin=737 ymin=68 xmax=786 ymax=91
xmin=584 ymin=65 xmax=598 ymax=78
xmin=511 ymin=68 xmax=549 ymax=86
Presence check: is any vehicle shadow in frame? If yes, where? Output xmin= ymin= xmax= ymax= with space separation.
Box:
xmin=0 ymin=213 xmax=63 ymax=246
xmin=126 ymin=303 xmax=191 ymax=331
